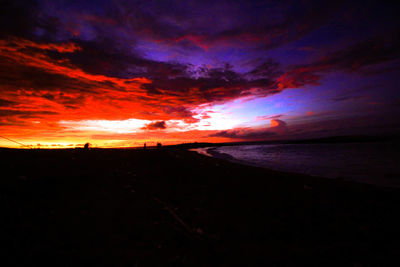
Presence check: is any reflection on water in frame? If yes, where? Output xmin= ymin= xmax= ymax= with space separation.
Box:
xmin=210 ymin=142 xmax=400 ymax=187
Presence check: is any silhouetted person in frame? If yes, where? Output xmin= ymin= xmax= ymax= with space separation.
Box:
xmin=84 ymin=143 xmax=90 ymax=150
xmin=144 ymin=142 xmax=146 ymax=149
xmin=157 ymin=142 xmax=162 ymax=149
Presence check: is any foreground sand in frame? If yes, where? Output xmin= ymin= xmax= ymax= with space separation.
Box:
xmin=1 ymin=148 xmax=399 ymax=266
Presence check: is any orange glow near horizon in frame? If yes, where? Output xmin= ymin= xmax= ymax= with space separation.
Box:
xmin=0 ymin=38 xmax=233 ymax=148
xmin=0 ymin=36 xmax=275 ymax=149
xmin=0 ymin=129 xmax=236 ymax=149
xmin=0 ymin=112 xmax=250 ymax=148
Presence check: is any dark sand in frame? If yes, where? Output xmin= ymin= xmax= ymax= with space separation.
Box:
xmin=1 ymin=148 xmax=399 ymax=266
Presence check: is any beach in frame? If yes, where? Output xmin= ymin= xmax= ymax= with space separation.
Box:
xmin=194 ymin=141 xmax=400 ymax=187
xmin=1 ymin=147 xmax=400 ymax=266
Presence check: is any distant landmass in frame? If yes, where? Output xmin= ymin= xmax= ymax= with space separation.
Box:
xmin=169 ymin=135 xmax=400 ymax=149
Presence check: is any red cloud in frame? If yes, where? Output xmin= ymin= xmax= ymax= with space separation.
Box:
xmin=0 ymin=38 xmax=81 ymax=53
xmin=276 ymin=66 xmax=321 ymax=89
xmin=0 ymin=38 xmax=284 ymax=128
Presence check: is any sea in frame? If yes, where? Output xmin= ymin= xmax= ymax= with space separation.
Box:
xmin=194 ymin=142 xmax=400 ymax=187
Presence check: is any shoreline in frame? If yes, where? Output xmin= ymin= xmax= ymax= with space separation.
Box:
xmin=190 ymin=144 xmax=400 ymax=189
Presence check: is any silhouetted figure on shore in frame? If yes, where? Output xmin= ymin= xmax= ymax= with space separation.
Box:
xmin=143 ymin=143 xmax=147 ymax=149
xmin=157 ymin=142 xmax=162 ymax=149
xmin=84 ymin=143 xmax=90 ymax=150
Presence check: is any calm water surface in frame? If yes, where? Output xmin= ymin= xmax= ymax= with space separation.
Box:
xmin=198 ymin=142 xmax=400 ymax=187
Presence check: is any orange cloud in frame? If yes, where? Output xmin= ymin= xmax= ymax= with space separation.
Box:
xmin=270 ymin=119 xmax=282 ymax=127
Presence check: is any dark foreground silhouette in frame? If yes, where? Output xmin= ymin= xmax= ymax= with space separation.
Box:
xmin=1 ymin=148 xmax=399 ymax=266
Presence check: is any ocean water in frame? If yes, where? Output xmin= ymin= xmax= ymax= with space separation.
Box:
xmin=200 ymin=142 xmax=400 ymax=187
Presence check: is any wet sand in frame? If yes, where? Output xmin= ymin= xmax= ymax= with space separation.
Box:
xmin=1 ymin=148 xmax=400 ymax=266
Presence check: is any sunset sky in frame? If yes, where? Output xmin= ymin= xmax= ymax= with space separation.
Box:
xmin=0 ymin=0 xmax=399 ymax=148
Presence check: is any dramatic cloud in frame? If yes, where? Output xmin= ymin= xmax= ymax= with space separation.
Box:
xmin=0 ymin=36 xmax=285 ymax=128
xmin=142 ymin=121 xmax=166 ymax=130
xmin=0 ymin=0 xmax=399 ymax=147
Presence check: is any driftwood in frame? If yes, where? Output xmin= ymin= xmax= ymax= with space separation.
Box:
xmin=153 ymin=196 xmax=203 ymax=240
